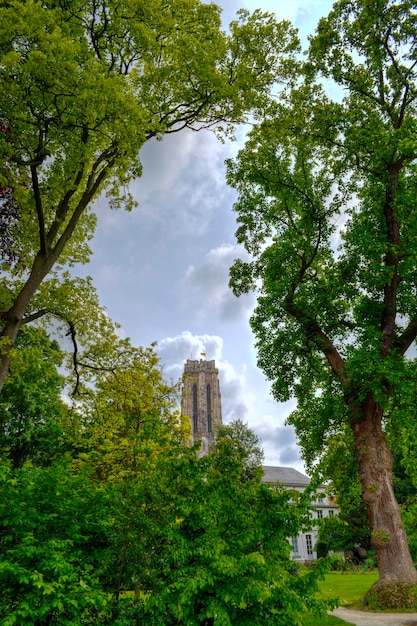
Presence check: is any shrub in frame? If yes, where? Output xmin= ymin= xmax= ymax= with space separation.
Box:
xmin=365 ymin=583 xmax=417 ymax=610
xmin=327 ymin=554 xmax=349 ymax=571
xmin=360 ymin=551 xmax=377 ymax=572
xmin=316 ymin=541 xmax=328 ymax=559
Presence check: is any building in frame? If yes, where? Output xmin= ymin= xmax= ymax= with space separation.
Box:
xmin=180 ymin=359 xmax=338 ymax=560
xmin=261 ymin=466 xmax=338 ymax=562
xmin=181 ymin=358 xmax=223 ymax=454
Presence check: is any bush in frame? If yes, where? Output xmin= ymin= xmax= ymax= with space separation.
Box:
xmin=327 ymin=554 xmax=349 ymax=571
xmin=316 ymin=541 xmax=328 ymax=559
xmin=365 ymin=583 xmax=417 ymax=610
xmin=360 ymin=551 xmax=377 ymax=572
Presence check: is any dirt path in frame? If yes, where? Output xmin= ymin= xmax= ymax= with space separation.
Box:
xmin=330 ymin=607 xmax=417 ymax=626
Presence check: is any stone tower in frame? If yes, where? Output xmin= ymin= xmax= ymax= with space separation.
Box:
xmin=181 ymin=359 xmax=222 ymax=454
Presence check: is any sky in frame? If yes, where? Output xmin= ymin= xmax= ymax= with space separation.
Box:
xmin=79 ymin=0 xmax=335 ymax=474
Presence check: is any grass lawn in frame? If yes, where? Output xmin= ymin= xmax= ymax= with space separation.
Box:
xmin=303 ymin=570 xmax=379 ymax=626
xmin=317 ymin=571 xmax=379 ymax=607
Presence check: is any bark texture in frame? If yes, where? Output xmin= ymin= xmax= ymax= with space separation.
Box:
xmin=0 ymin=253 xmax=53 ymax=391
xmin=352 ymin=396 xmax=417 ymax=587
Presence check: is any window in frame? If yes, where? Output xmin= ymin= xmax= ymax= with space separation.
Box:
xmin=192 ymin=384 xmax=198 ymax=431
xmin=306 ymin=534 xmax=313 ymax=556
xmin=328 ymin=509 xmax=334 ymax=516
xmin=317 ymin=509 xmax=323 ymax=519
xmin=206 ymin=384 xmax=212 ymax=432
xmin=291 ymin=536 xmax=299 ymax=554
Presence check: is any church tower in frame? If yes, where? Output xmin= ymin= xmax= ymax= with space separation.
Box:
xmin=181 ymin=359 xmax=222 ymax=453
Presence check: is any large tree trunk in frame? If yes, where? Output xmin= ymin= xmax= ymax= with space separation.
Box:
xmin=351 ymin=394 xmax=417 ymax=588
xmin=0 ymin=253 xmax=53 ymax=392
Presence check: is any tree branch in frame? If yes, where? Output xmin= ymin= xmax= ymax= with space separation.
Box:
xmin=30 ymin=164 xmax=47 ymax=256
xmin=21 ymin=309 xmax=49 ymax=325
xmin=282 ymin=239 xmax=348 ymax=388
xmin=394 ymin=318 xmax=417 ymax=356
xmin=65 ymin=320 xmax=80 ymax=396
xmin=47 ymin=144 xmax=118 ymax=269
xmin=380 ymin=163 xmax=402 ymax=356
xmin=285 ymin=297 xmax=348 ymax=388
xmin=46 ymin=125 xmax=89 ymax=247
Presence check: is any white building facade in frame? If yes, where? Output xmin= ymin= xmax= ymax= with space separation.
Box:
xmin=261 ymin=466 xmax=338 ymax=562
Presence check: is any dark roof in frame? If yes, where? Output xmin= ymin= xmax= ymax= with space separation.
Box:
xmin=261 ymin=465 xmax=310 ymax=487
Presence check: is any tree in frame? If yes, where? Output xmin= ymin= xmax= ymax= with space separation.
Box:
xmin=0 ymin=0 xmax=299 ymax=392
xmin=0 ymin=460 xmax=111 ymax=625
xmin=71 ymin=342 xmax=189 ymax=483
xmin=228 ymin=0 xmax=417 ymax=602
xmin=214 ymin=418 xmax=264 ymax=480
xmin=104 ymin=435 xmax=332 ymax=626
xmin=0 ymin=326 xmax=67 ymax=469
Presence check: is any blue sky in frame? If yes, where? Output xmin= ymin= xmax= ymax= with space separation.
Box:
xmin=81 ymin=0 xmax=335 ymax=473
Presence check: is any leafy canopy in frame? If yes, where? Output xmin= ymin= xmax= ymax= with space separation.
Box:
xmin=228 ymin=0 xmax=417 ymax=468
xmin=0 ymin=0 xmax=299 ymax=393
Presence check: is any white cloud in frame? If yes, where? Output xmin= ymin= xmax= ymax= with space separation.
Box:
xmin=126 ymin=130 xmax=234 ymax=238
xmin=158 ymin=330 xmax=253 ymax=422
xmin=254 ymin=419 xmax=302 ymax=468
xmin=180 ymin=243 xmax=254 ymax=322
xmin=158 ymin=330 xmax=224 ymax=374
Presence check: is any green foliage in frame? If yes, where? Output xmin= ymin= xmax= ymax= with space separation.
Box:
xmin=0 ymin=326 xmax=337 ymax=625
xmin=326 ymin=554 xmax=350 ymax=572
xmin=0 ymin=460 xmax=110 ymax=625
xmin=387 ymin=365 xmax=417 ymax=499
xmin=69 ymin=343 xmax=188 ymax=483
xmin=402 ymin=504 xmax=417 ymax=563
xmin=315 ymin=540 xmax=328 ymax=560
xmin=317 ymin=500 xmax=370 ymax=557
xmin=0 ymin=420 xmax=332 ymax=625
xmin=214 ymin=418 xmax=264 ymax=480
xmin=105 ymin=444 xmax=332 ymax=626
xmin=0 ymin=326 xmax=67 ymax=468
xmin=227 ymin=0 xmax=417 ymax=584
xmin=0 ymin=0 xmax=300 ymax=392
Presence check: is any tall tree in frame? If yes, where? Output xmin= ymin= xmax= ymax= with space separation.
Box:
xmin=228 ymin=0 xmax=417 ymax=602
xmin=0 ymin=0 xmax=299 ymax=392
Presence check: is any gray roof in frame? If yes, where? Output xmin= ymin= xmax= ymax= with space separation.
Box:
xmin=261 ymin=466 xmax=310 ymax=487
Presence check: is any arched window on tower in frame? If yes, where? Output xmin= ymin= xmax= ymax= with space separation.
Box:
xmin=207 ymin=383 xmax=212 ymax=432
xmin=192 ymin=384 xmax=198 ymax=432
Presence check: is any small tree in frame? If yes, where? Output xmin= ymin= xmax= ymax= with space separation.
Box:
xmin=0 ymin=460 xmax=111 ymax=625
xmin=107 ymin=436 xmax=332 ymax=625
xmin=214 ymin=418 xmax=264 ymax=480
xmin=0 ymin=326 xmax=67 ymax=468
xmin=71 ymin=342 xmax=188 ymax=483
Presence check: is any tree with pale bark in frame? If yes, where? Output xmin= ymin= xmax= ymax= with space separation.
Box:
xmin=228 ymin=0 xmax=417 ymax=605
